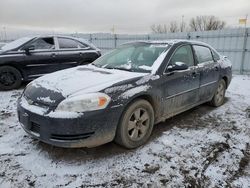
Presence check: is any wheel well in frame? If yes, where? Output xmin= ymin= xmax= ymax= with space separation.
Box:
xmin=128 ymin=94 xmax=156 ymax=114
xmin=222 ymin=76 xmax=228 ymax=88
xmin=0 ymin=65 xmax=24 ymax=79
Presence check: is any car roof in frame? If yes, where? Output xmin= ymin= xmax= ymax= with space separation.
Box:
xmin=29 ymin=35 xmax=96 ymax=48
xmin=122 ymin=39 xmax=210 ymax=46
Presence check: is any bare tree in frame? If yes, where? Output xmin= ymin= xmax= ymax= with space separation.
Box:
xmin=189 ymin=16 xmax=226 ymax=31
xmin=151 ymin=24 xmax=168 ymax=33
xmin=179 ymin=21 xmax=186 ymax=32
xmin=169 ymin=21 xmax=179 ymax=33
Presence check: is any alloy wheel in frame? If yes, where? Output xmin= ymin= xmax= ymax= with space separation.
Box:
xmin=127 ymin=108 xmax=150 ymax=141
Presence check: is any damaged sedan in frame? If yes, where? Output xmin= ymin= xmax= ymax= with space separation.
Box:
xmin=17 ymin=40 xmax=232 ymax=149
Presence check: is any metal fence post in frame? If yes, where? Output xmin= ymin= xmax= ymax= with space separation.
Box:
xmin=240 ymin=28 xmax=248 ymax=74
xmin=148 ymin=35 xmax=150 ymax=41
xmin=114 ymin=34 xmax=117 ymax=48
xmin=89 ymin=34 xmax=92 ymax=43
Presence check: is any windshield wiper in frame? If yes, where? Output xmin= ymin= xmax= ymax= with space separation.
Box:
xmin=105 ymin=66 xmax=133 ymax=72
xmin=92 ymin=63 xmax=101 ymax=68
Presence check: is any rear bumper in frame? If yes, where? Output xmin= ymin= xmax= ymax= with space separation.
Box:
xmin=17 ymin=99 xmax=123 ymax=148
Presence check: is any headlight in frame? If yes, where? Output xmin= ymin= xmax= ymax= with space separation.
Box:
xmin=55 ymin=93 xmax=111 ymax=113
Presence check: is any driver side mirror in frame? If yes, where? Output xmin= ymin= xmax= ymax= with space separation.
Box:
xmin=167 ymin=62 xmax=189 ymax=72
xmin=23 ymin=45 xmax=35 ymax=55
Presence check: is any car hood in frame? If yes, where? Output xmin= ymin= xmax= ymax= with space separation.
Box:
xmin=24 ymin=64 xmax=148 ymax=106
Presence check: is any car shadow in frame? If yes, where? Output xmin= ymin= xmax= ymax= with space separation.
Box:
xmin=35 ymin=97 xmax=230 ymax=162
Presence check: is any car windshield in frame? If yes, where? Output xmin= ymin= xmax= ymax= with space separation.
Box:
xmin=93 ymin=43 xmax=170 ymax=73
xmin=1 ymin=37 xmax=33 ymax=51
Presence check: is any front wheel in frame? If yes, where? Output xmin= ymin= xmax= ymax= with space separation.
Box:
xmin=209 ymin=79 xmax=226 ymax=107
xmin=0 ymin=66 xmax=22 ymax=90
xmin=115 ymin=99 xmax=154 ymax=149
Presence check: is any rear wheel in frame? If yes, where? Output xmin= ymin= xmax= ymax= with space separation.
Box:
xmin=0 ymin=66 xmax=22 ymax=90
xmin=115 ymin=99 xmax=154 ymax=149
xmin=209 ymin=79 xmax=226 ymax=107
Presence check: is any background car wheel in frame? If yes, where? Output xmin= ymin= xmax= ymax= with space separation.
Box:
xmin=209 ymin=79 xmax=226 ymax=107
xmin=0 ymin=66 xmax=22 ymax=90
xmin=115 ymin=99 xmax=154 ymax=149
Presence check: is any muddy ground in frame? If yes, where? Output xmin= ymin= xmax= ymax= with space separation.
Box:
xmin=0 ymin=75 xmax=250 ymax=188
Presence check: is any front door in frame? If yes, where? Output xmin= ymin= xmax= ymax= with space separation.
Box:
xmin=21 ymin=37 xmax=59 ymax=79
xmin=161 ymin=44 xmax=200 ymax=116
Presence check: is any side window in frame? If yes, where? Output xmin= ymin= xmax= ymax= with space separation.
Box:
xmin=58 ymin=38 xmax=87 ymax=49
xmin=170 ymin=45 xmax=194 ymax=67
xmin=30 ymin=37 xmax=55 ymax=50
xmin=193 ymin=45 xmax=214 ymax=64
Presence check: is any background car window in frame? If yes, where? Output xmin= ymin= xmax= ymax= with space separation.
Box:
xmin=170 ymin=45 xmax=194 ymax=67
xmin=58 ymin=38 xmax=87 ymax=49
xmin=193 ymin=45 xmax=214 ymax=63
xmin=30 ymin=37 xmax=55 ymax=50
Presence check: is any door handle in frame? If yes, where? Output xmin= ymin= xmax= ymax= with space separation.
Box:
xmin=215 ymin=66 xmax=219 ymax=71
xmin=51 ymin=53 xmax=56 ymax=58
xmin=192 ymin=71 xmax=197 ymax=78
xmin=79 ymin=52 xmax=83 ymax=57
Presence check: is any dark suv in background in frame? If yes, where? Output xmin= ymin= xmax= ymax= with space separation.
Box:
xmin=0 ymin=35 xmax=101 ymax=90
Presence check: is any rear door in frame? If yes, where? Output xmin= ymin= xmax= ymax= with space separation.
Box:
xmin=56 ymin=37 xmax=92 ymax=68
xmin=161 ymin=44 xmax=200 ymax=116
xmin=192 ymin=45 xmax=220 ymax=101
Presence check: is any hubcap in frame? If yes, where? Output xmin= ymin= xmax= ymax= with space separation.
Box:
xmin=0 ymin=71 xmax=16 ymax=86
xmin=127 ymin=108 xmax=150 ymax=141
xmin=215 ymin=82 xmax=225 ymax=104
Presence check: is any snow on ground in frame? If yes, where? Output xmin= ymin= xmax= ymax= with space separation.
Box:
xmin=0 ymin=75 xmax=250 ymax=187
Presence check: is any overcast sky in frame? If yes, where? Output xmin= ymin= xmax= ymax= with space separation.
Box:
xmin=0 ymin=0 xmax=249 ymax=35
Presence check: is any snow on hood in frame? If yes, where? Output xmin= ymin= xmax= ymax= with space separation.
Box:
xmin=29 ymin=64 xmax=148 ymax=98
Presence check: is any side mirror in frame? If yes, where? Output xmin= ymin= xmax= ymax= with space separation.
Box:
xmin=167 ymin=62 xmax=189 ymax=71
xmin=23 ymin=45 xmax=35 ymax=55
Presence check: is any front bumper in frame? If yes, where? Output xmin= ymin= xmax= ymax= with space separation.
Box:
xmin=17 ymin=99 xmax=123 ymax=148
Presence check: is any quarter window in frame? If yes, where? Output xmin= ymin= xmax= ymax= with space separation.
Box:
xmin=58 ymin=38 xmax=87 ymax=49
xmin=193 ymin=45 xmax=214 ymax=64
xmin=170 ymin=45 xmax=194 ymax=67
xmin=30 ymin=37 xmax=55 ymax=50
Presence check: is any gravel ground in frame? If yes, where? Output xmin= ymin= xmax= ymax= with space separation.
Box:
xmin=0 ymin=75 xmax=250 ymax=188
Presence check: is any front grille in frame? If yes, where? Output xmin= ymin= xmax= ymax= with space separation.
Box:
xmin=50 ymin=132 xmax=94 ymax=141
xmin=30 ymin=122 xmax=40 ymax=134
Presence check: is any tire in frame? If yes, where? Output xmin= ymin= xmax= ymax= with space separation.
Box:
xmin=209 ymin=79 xmax=226 ymax=107
xmin=0 ymin=66 xmax=22 ymax=90
xmin=115 ymin=99 xmax=155 ymax=149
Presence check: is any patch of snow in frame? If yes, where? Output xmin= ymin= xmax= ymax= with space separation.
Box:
xmin=1 ymin=37 xmax=33 ymax=51
xmin=30 ymin=64 xmax=148 ymax=97
xmin=120 ymin=85 xmax=151 ymax=99
xmin=20 ymin=96 xmax=48 ymax=115
xmin=104 ymin=84 xmax=133 ymax=94
xmin=37 ymin=96 xmax=55 ymax=104
xmin=46 ymin=111 xmax=83 ymax=119
xmin=118 ymin=61 xmax=132 ymax=70
xmin=136 ymin=74 xmax=160 ymax=85
xmin=175 ymin=62 xmax=186 ymax=66
xmin=139 ymin=65 xmax=152 ymax=71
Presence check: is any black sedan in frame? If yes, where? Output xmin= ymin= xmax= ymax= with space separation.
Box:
xmin=0 ymin=35 xmax=101 ymax=90
xmin=17 ymin=40 xmax=232 ymax=149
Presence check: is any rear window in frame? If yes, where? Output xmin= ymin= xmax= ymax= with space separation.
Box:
xmin=58 ymin=38 xmax=87 ymax=49
xmin=193 ymin=45 xmax=214 ymax=64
